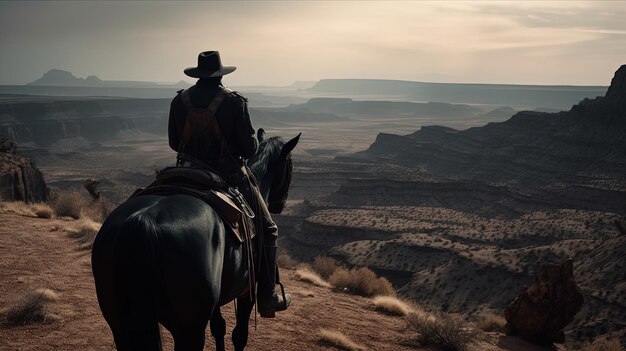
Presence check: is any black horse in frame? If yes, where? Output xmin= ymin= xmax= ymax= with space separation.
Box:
xmin=92 ymin=132 xmax=300 ymax=351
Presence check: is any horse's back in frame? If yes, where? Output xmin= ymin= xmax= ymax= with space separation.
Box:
xmin=92 ymin=194 xmax=229 ymax=334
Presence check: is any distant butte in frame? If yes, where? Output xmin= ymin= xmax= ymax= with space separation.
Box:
xmin=27 ymin=69 xmax=190 ymax=89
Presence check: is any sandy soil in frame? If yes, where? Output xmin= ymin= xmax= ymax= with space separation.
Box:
xmin=0 ymin=212 xmax=546 ymax=351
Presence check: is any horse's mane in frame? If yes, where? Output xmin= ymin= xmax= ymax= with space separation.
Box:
xmin=249 ymin=136 xmax=284 ymax=181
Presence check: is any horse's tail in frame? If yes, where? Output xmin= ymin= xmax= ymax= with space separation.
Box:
xmin=92 ymin=210 xmax=162 ymax=351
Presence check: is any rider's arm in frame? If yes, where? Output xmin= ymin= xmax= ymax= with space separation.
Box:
xmin=168 ymin=94 xmax=183 ymax=152
xmin=233 ymin=97 xmax=258 ymax=159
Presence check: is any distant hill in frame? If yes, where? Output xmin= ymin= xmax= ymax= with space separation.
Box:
xmin=344 ymin=65 xmax=626 ymax=190
xmin=309 ymin=78 xmax=608 ymax=110
xmin=282 ymin=97 xmax=483 ymax=118
xmin=28 ymin=69 xmax=191 ymax=89
xmin=233 ymin=80 xmax=317 ymax=91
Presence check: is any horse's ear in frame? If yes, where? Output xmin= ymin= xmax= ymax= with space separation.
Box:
xmin=257 ymin=128 xmax=266 ymax=143
xmin=280 ymin=133 xmax=301 ymax=158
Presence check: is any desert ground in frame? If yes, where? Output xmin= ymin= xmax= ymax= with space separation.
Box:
xmin=0 ymin=210 xmax=552 ymax=351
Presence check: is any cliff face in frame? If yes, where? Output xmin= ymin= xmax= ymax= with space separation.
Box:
xmin=349 ymin=65 xmax=626 ymax=190
xmin=0 ymin=96 xmax=171 ymax=144
xmin=606 ymin=65 xmax=626 ymax=98
xmin=0 ymin=137 xmax=48 ymax=202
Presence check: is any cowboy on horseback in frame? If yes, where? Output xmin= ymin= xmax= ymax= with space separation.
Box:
xmin=167 ymin=51 xmax=291 ymax=318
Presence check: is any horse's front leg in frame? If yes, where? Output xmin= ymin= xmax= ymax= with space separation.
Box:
xmin=232 ymin=297 xmax=254 ymax=351
xmin=209 ymin=307 xmax=226 ymax=351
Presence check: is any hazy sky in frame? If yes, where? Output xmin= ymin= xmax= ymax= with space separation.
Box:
xmin=1 ymin=1 xmax=625 ymax=86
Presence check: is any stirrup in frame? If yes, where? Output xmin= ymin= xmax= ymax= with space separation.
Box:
xmin=275 ymin=281 xmax=289 ymax=311
xmin=259 ymin=282 xmax=291 ymax=318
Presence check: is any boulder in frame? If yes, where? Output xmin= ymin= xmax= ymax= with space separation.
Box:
xmin=0 ymin=137 xmax=16 ymax=154
xmin=0 ymin=137 xmax=49 ymax=202
xmin=505 ymin=259 xmax=584 ymax=345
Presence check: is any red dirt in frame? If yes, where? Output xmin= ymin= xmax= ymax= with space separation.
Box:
xmin=0 ymin=212 xmax=548 ymax=350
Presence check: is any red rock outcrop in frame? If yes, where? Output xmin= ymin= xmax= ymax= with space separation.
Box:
xmin=505 ymin=259 xmax=583 ymax=345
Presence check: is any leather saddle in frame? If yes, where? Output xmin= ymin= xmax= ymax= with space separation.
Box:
xmin=130 ymin=166 xmax=254 ymax=243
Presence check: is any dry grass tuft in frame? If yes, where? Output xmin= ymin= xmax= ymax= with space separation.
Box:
xmin=32 ymin=203 xmax=54 ymax=218
xmin=66 ymin=217 xmax=101 ymax=247
xmin=371 ymin=295 xmax=413 ymax=316
xmin=406 ymin=311 xmax=480 ymax=351
xmin=476 ymin=312 xmax=506 ymax=332
xmin=319 ymin=329 xmax=367 ymax=351
xmin=579 ymin=337 xmax=624 ymax=351
xmin=278 ymin=251 xmax=298 ymax=269
xmin=0 ymin=201 xmax=54 ymax=218
xmin=2 ymin=289 xmax=59 ymax=326
xmin=50 ymin=191 xmax=86 ymax=219
xmin=312 ymin=256 xmax=343 ymax=280
xmin=80 ymin=198 xmax=112 ymax=223
xmin=329 ymin=267 xmax=395 ymax=297
xmin=296 ymin=268 xmax=331 ymax=288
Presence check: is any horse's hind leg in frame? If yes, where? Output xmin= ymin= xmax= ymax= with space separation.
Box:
xmin=104 ymin=285 xmax=162 ymax=351
xmin=171 ymin=323 xmax=207 ymax=351
xmin=111 ymin=322 xmax=162 ymax=351
xmin=210 ymin=307 xmax=227 ymax=351
xmin=232 ymin=297 xmax=255 ymax=351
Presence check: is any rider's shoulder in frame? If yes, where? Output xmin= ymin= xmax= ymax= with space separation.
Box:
xmin=173 ymin=89 xmax=185 ymax=100
xmin=171 ymin=89 xmax=184 ymax=105
xmin=224 ymin=88 xmax=248 ymax=103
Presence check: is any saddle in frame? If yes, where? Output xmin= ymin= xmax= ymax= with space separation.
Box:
xmin=131 ymin=166 xmax=255 ymax=243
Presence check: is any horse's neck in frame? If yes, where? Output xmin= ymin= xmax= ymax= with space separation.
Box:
xmin=250 ymin=157 xmax=273 ymax=201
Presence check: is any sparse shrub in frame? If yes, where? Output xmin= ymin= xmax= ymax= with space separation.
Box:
xmin=371 ymin=295 xmax=413 ymax=316
xmin=312 ymin=256 xmax=342 ymax=280
xmin=476 ymin=312 xmax=506 ymax=332
xmin=406 ymin=311 xmax=480 ymax=351
xmin=51 ymin=191 xmax=86 ymax=219
xmin=329 ymin=267 xmax=395 ymax=297
xmin=579 ymin=337 xmax=624 ymax=351
xmin=3 ymin=289 xmax=59 ymax=326
xmin=296 ymin=268 xmax=331 ymax=288
xmin=319 ymin=329 xmax=366 ymax=351
xmin=66 ymin=217 xmax=101 ymax=247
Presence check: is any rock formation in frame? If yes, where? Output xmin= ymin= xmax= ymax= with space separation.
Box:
xmin=504 ymin=259 xmax=584 ymax=345
xmin=606 ymin=65 xmax=626 ymax=98
xmin=347 ymin=64 xmax=626 ymax=190
xmin=0 ymin=137 xmax=49 ymax=202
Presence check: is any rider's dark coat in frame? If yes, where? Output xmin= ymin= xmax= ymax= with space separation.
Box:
xmin=168 ymin=79 xmax=258 ymax=167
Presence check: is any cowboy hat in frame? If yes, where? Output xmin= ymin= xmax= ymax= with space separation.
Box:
xmin=184 ymin=51 xmax=236 ymax=78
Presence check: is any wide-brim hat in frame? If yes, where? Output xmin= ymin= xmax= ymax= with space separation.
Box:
xmin=184 ymin=51 xmax=236 ymax=78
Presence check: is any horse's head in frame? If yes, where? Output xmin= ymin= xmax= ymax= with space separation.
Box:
xmin=249 ymin=129 xmax=300 ymax=214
